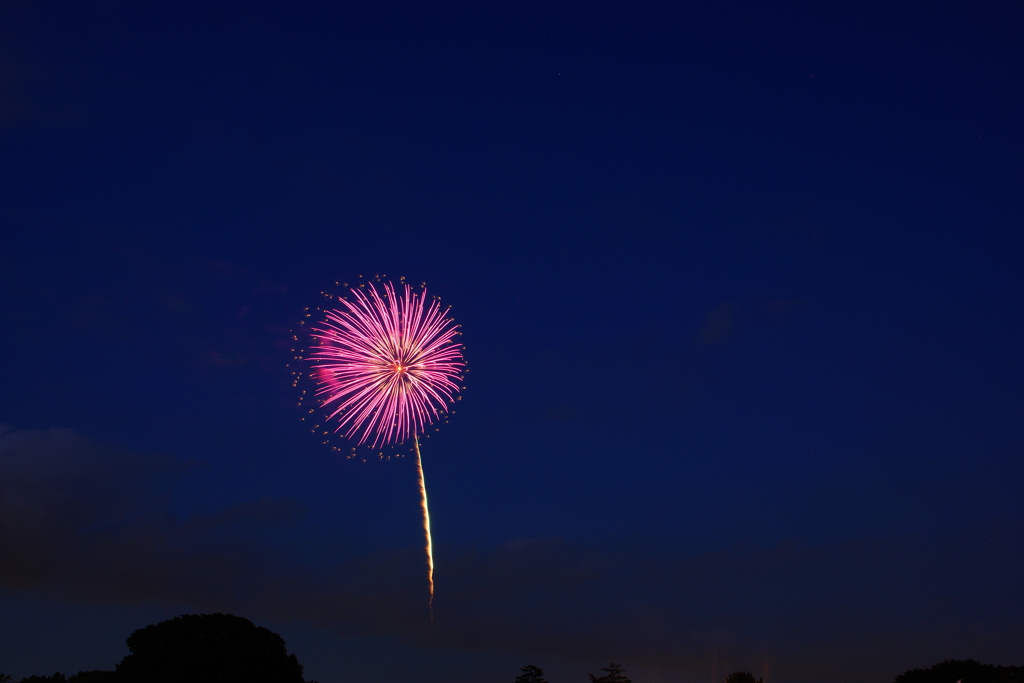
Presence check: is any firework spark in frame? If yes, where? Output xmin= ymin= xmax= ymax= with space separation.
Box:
xmin=304 ymin=279 xmax=464 ymax=617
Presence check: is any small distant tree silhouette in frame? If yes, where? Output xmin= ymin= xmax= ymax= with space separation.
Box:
xmin=0 ymin=674 xmax=13 ymax=683
xmin=517 ymin=665 xmax=549 ymax=683
xmin=20 ymin=675 xmax=66 ymax=683
xmin=725 ymin=673 xmax=762 ymax=683
xmin=589 ymin=663 xmax=632 ymax=683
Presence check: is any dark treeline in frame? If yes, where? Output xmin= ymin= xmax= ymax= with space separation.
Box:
xmin=894 ymin=660 xmax=1024 ymax=683
xmin=0 ymin=613 xmax=318 ymax=683
xmin=1 ymin=675 xmax=113 ymax=683
xmin=515 ymin=663 xmax=634 ymax=683
xmin=5 ymin=621 xmax=1024 ymax=683
xmin=512 ymin=660 xmax=1024 ymax=683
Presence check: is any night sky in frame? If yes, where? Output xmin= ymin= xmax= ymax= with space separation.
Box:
xmin=2 ymin=2 xmax=1023 ymax=682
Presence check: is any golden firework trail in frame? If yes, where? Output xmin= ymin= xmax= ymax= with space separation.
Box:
xmin=413 ymin=434 xmax=435 ymax=619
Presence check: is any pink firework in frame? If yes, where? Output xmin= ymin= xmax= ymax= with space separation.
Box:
xmin=306 ymin=280 xmax=464 ymax=449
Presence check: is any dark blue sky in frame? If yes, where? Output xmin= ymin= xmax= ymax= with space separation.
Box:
xmin=1 ymin=2 xmax=1023 ymax=682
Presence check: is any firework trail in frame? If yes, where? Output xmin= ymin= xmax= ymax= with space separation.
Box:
xmin=413 ymin=434 xmax=434 ymax=617
xmin=303 ymin=279 xmax=464 ymax=617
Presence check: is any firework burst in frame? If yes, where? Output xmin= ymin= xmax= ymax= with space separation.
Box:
xmin=302 ymin=278 xmax=465 ymax=618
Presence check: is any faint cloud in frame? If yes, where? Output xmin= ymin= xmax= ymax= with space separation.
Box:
xmin=698 ymin=299 xmax=805 ymax=346
xmin=544 ymin=405 xmax=576 ymax=421
xmin=0 ymin=44 xmax=37 ymax=125
xmin=67 ymin=253 xmax=296 ymax=376
xmin=272 ymin=58 xmax=303 ymax=82
xmin=698 ymin=303 xmax=735 ymax=345
xmin=759 ymin=298 xmax=804 ymax=326
xmin=0 ymin=22 xmax=84 ymax=128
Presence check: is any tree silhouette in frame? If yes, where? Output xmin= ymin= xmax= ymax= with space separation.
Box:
xmin=0 ymin=672 xmax=115 ymax=682
xmin=589 ymin=663 xmax=632 ymax=683
xmin=894 ymin=660 xmax=1024 ymax=683
xmin=517 ymin=665 xmax=549 ymax=683
xmin=725 ymin=673 xmax=763 ymax=683
xmin=115 ymin=613 xmax=307 ymax=683
xmin=68 ymin=673 xmax=118 ymax=683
